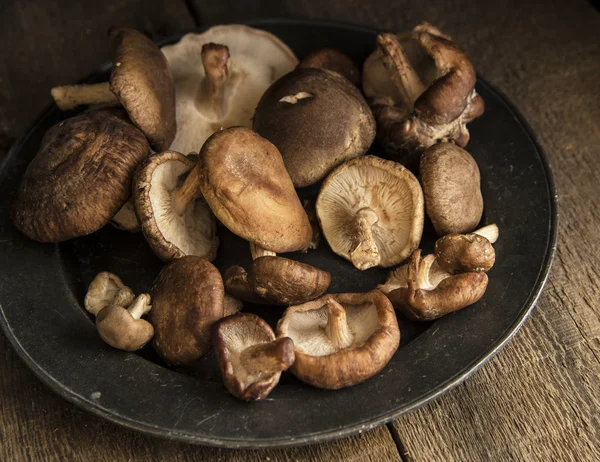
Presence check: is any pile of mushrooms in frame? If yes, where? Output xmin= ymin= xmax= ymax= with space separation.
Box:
xmin=12 ymin=22 xmax=501 ymax=402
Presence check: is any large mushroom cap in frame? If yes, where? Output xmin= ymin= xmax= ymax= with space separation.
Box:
xmin=134 ymin=151 xmax=218 ymax=262
xmin=316 ymin=156 xmax=424 ymax=270
xmin=198 ymin=127 xmax=312 ymax=253
xmin=253 ymin=68 xmax=375 ymax=187
xmin=109 ymin=28 xmax=176 ymax=151
xmin=213 ymin=313 xmax=295 ymax=401
xmin=11 ymin=108 xmax=149 ymax=243
xmin=277 ymin=291 xmax=400 ymax=389
xmin=150 ymin=256 xmax=224 ymax=366
xmin=161 ymin=25 xmax=298 ymax=154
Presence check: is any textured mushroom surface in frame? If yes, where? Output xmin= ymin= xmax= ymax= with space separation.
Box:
xmin=161 ymin=25 xmax=297 ymax=154
xmin=277 ymin=291 xmax=400 ymax=389
xmin=316 ymin=155 xmax=424 ymax=270
xmin=297 ymin=48 xmax=361 ymax=88
xmin=96 ymin=294 xmax=154 ymax=351
xmin=11 ymin=108 xmax=149 ymax=243
xmin=435 ymin=225 xmax=498 ymax=274
xmin=253 ymin=67 xmax=375 ymax=187
xmin=84 ymin=272 xmax=135 ymax=316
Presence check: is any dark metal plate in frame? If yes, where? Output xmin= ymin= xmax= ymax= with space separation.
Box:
xmin=0 ymin=19 xmax=558 ymax=448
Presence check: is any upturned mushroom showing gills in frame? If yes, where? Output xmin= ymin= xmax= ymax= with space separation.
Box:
xmin=84 ymin=272 xmax=135 ymax=316
xmin=297 ymin=48 xmax=361 ymax=87
xmin=11 ymin=108 xmax=150 ymax=243
xmin=224 ymin=256 xmax=331 ymax=306
xmin=316 ymin=156 xmax=424 ymax=270
xmin=213 ymin=313 xmax=295 ymax=401
xmin=362 ymin=22 xmax=485 ymax=170
xmin=197 ymin=127 xmax=312 ymax=253
xmin=51 ymin=28 xmax=176 ymax=151
xmin=134 ymin=151 xmax=218 ymax=262
xmin=435 ymin=224 xmax=499 ymax=274
xmin=150 ymin=256 xmax=224 ymax=366
xmin=253 ymin=67 xmax=376 ymax=187
xmin=378 ymin=249 xmax=488 ymax=321
xmin=420 ymin=142 xmax=483 ymax=235
xmin=276 ymin=291 xmax=400 ymax=389
xmin=160 ymin=25 xmax=298 ymax=154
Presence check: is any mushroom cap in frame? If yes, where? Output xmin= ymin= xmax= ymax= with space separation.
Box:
xmin=253 ymin=67 xmax=376 ymax=187
xmin=150 ymin=256 xmax=224 ymax=365
xmin=213 ymin=313 xmax=295 ymax=401
xmin=11 ymin=107 xmax=150 ymax=243
xmin=223 ymin=266 xmax=267 ymax=305
xmin=420 ymin=142 xmax=483 ymax=235
xmin=84 ymin=272 xmax=135 ymax=316
xmin=110 ymin=198 xmax=141 ymax=232
xmin=276 ymin=291 xmax=400 ymax=389
xmin=198 ymin=127 xmax=312 ymax=253
xmin=316 ymin=155 xmax=424 ymax=268
xmin=161 ymin=25 xmax=298 ymax=154
xmin=109 ymin=28 xmax=176 ymax=151
xmin=435 ymin=232 xmax=495 ymax=273
xmin=297 ymin=48 xmax=361 ymax=87
xmin=96 ymin=296 xmax=154 ymax=351
xmin=134 ymin=151 xmax=218 ymax=262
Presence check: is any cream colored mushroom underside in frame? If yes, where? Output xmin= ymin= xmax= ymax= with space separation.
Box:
xmin=161 ymin=26 xmax=298 ymax=154
xmin=149 ymin=161 xmax=217 ymax=257
xmin=219 ymin=321 xmax=277 ymax=386
xmin=283 ymin=303 xmax=379 ymax=357
xmin=111 ymin=198 xmax=140 ymax=231
xmin=318 ymin=165 xmax=422 ymax=266
xmin=380 ymin=255 xmax=450 ymax=293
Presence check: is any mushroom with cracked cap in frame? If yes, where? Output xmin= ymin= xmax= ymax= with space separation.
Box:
xmin=96 ymin=294 xmax=154 ymax=351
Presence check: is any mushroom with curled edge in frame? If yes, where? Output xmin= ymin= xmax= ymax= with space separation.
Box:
xmin=51 ymin=28 xmax=176 ymax=152
xmin=96 ymin=294 xmax=154 ymax=351
xmin=160 ymin=25 xmax=298 ymax=154
xmin=134 ymin=151 xmax=218 ymax=262
xmin=276 ymin=291 xmax=400 ymax=389
xmin=362 ymin=22 xmax=485 ymax=170
xmin=213 ymin=313 xmax=295 ymax=401
xmin=11 ymin=108 xmax=150 ymax=243
xmin=420 ymin=142 xmax=483 ymax=235
xmin=150 ymin=256 xmax=224 ymax=366
xmin=316 ymin=156 xmax=424 ymax=270
xmin=378 ymin=249 xmax=488 ymax=322
xmin=224 ymin=256 xmax=331 ymax=306
xmin=84 ymin=272 xmax=135 ymax=316
xmin=435 ymin=224 xmax=499 ymax=274
xmin=297 ymin=48 xmax=361 ymax=87
xmin=253 ymin=67 xmax=376 ymax=187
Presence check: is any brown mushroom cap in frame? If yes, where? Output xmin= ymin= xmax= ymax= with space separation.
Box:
xmin=253 ymin=67 xmax=376 ymax=187
xmin=435 ymin=226 xmax=497 ymax=274
xmin=84 ymin=272 xmax=135 ymax=316
xmin=213 ymin=313 xmax=295 ymax=401
xmin=316 ymin=156 xmax=424 ymax=270
xmin=134 ymin=151 xmax=218 ymax=261
xmin=276 ymin=291 xmax=400 ymax=389
xmin=297 ymin=48 xmax=361 ymax=87
xmin=197 ymin=127 xmax=312 ymax=253
xmin=420 ymin=142 xmax=483 ymax=235
xmin=96 ymin=294 xmax=154 ymax=351
xmin=150 ymin=256 xmax=224 ymax=366
xmin=11 ymin=108 xmax=149 ymax=243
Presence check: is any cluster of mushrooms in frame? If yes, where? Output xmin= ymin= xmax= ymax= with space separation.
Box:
xmin=11 ymin=24 xmax=499 ymax=400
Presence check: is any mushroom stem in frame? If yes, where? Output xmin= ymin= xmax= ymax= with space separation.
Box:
xmin=240 ymin=337 xmax=295 ymax=376
xmin=350 ymin=207 xmax=381 ymax=270
xmin=324 ymin=298 xmax=354 ymax=349
xmin=376 ymin=33 xmax=426 ymax=107
xmin=249 ymin=242 xmax=276 ymax=260
xmin=473 ymin=224 xmax=499 ymax=244
xmin=51 ymin=82 xmax=118 ymax=111
xmin=196 ymin=43 xmax=232 ymax=121
xmin=172 ymin=166 xmax=202 ymax=216
xmin=127 ymin=294 xmax=152 ymax=319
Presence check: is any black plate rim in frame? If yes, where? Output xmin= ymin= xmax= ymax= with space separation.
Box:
xmin=0 ymin=18 xmax=558 ymax=449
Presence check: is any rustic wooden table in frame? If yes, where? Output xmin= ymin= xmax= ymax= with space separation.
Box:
xmin=1 ymin=1 xmax=599 ymax=460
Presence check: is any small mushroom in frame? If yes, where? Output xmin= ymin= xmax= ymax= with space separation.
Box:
xmin=253 ymin=67 xmax=376 ymax=187
xmin=110 ymin=198 xmax=141 ymax=232
xmin=213 ymin=313 xmax=295 ymax=401
xmin=362 ymin=23 xmax=484 ymax=169
xmin=420 ymin=142 xmax=483 ymax=235
xmin=11 ymin=108 xmax=150 ymax=243
xmin=150 ymin=256 xmax=224 ymax=366
xmin=84 ymin=272 xmax=135 ymax=316
xmin=51 ymin=28 xmax=176 ymax=151
xmin=134 ymin=151 xmax=218 ymax=261
xmin=378 ymin=249 xmax=488 ymax=321
xmin=224 ymin=256 xmax=331 ymax=306
xmin=96 ymin=294 xmax=154 ymax=351
xmin=197 ymin=127 xmax=312 ymax=253
xmin=316 ymin=156 xmax=424 ymax=270
xmin=277 ymin=291 xmax=400 ymax=389
xmin=297 ymin=48 xmax=361 ymax=87
xmin=435 ymin=224 xmax=499 ymax=274
xmin=160 ymin=25 xmax=298 ymax=154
